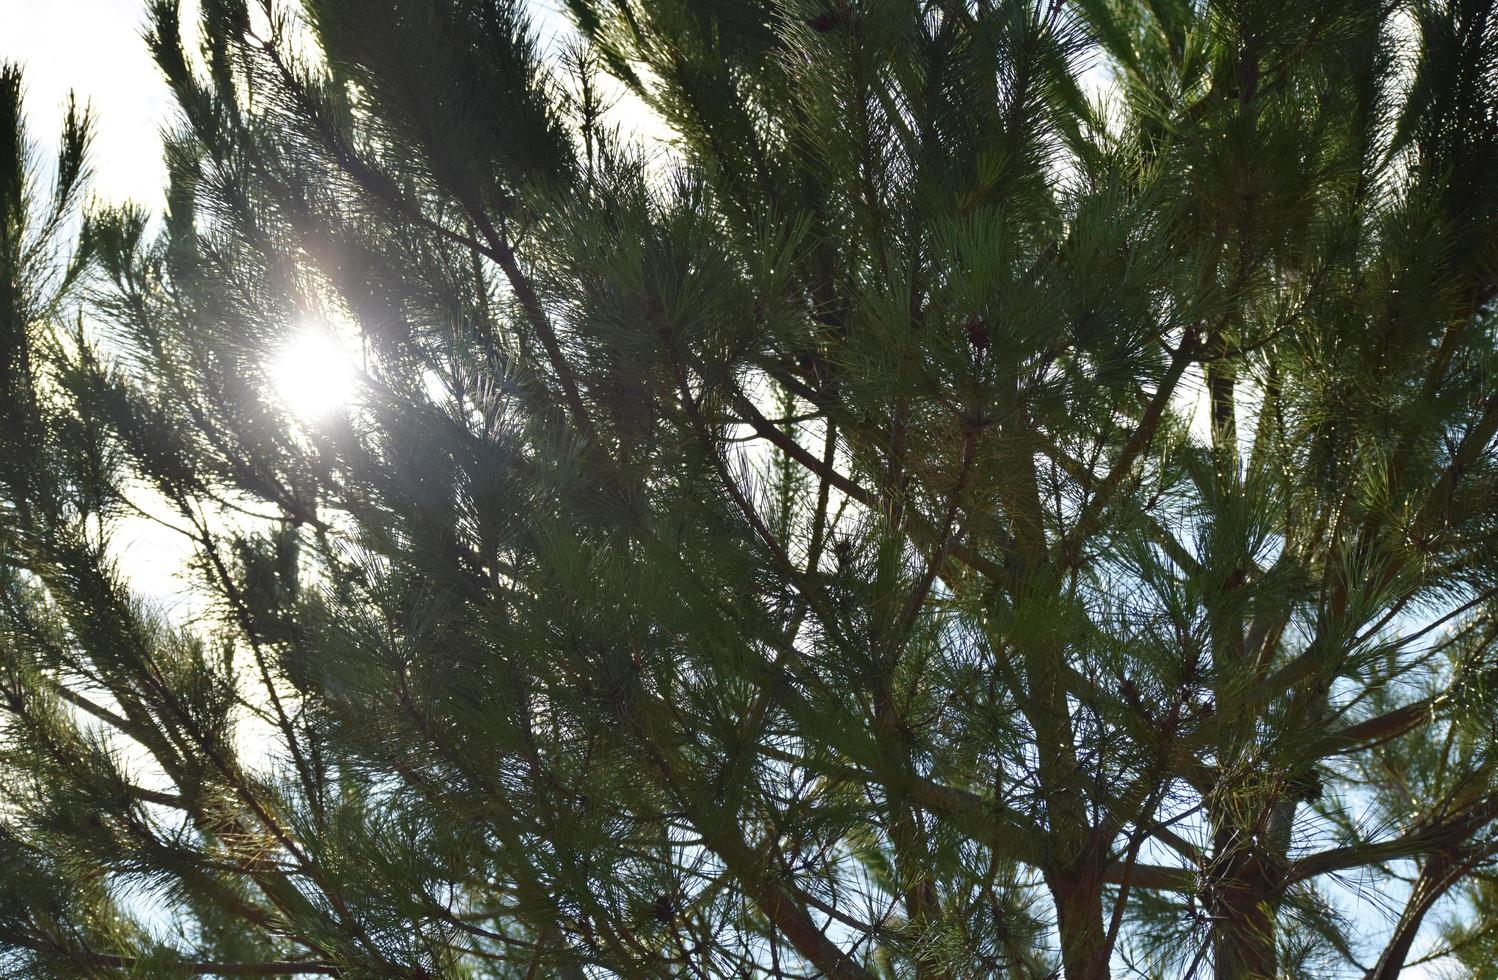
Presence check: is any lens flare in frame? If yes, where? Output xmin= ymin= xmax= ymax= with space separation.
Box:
xmin=269 ymin=328 xmax=356 ymax=421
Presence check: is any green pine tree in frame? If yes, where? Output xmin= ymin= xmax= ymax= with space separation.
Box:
xmin=4 ymin=0 xmax=1498 ymax=976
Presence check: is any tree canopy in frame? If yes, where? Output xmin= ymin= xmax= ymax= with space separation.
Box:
xmin=4 ymin=0 xmax=1498 ymax=977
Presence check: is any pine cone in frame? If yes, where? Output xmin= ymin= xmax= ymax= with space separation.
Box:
xmin=966 ymin=314 xmax=989 ymax=352
xmin=807 ymin=11 xmax=841 ymax=32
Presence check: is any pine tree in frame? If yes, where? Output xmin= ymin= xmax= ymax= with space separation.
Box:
xmin=4 ymin=0 xmax=1498 ymax=976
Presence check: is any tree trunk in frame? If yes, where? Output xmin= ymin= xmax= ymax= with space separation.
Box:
xmin=1050 ymin=869 xmax=1111 ymax=980
xmin=1212 ymin=850 xmax=1276 ymax=980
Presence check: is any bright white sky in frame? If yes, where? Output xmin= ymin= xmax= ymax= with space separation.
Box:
xmin=0 ymin=0 xmax=182 ymax=209
xmin=0 ymin=0 xmax=575 ymax=208
xmin=1 ymin=1 xmax=192 ymax=607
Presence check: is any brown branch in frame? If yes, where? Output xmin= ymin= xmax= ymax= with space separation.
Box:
xmin=1288 ymin=796 xmax=1498 ymax=886
xmin=1062 ymin=333 xmax=1198 ymax=563
xmin=1364 ymin=850 xmax=1466 ymax=980
xmin=635 ymin=699 xmax=878 ymax=980
xmin=1322 ymin=697 xmax=1440 ymax=756
xmin=729 ymin=389 xmax=1013 ymax=583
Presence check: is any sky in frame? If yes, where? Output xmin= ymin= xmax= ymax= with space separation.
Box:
xmin=0 ymin=0 xmax=578 ymax=206
xmin=0 ymin=0 xmax=181 ymax=209
xmin=1 ymin=0 xmax=196 ymax=607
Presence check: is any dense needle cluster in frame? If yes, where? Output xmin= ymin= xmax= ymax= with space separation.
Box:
xmin=4 ymin=1 xmax=1498 ymax=977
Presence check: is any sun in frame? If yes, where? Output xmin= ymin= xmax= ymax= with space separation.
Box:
xmin=269 ymin=328 xmax=357 ymax=421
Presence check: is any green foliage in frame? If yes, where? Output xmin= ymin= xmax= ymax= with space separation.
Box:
xmin=4 ymin=1 xmax=1498 ymax=977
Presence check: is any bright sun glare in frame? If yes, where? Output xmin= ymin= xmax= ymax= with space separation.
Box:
xmin=270 ymin=329 xmax=357 ymax=421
